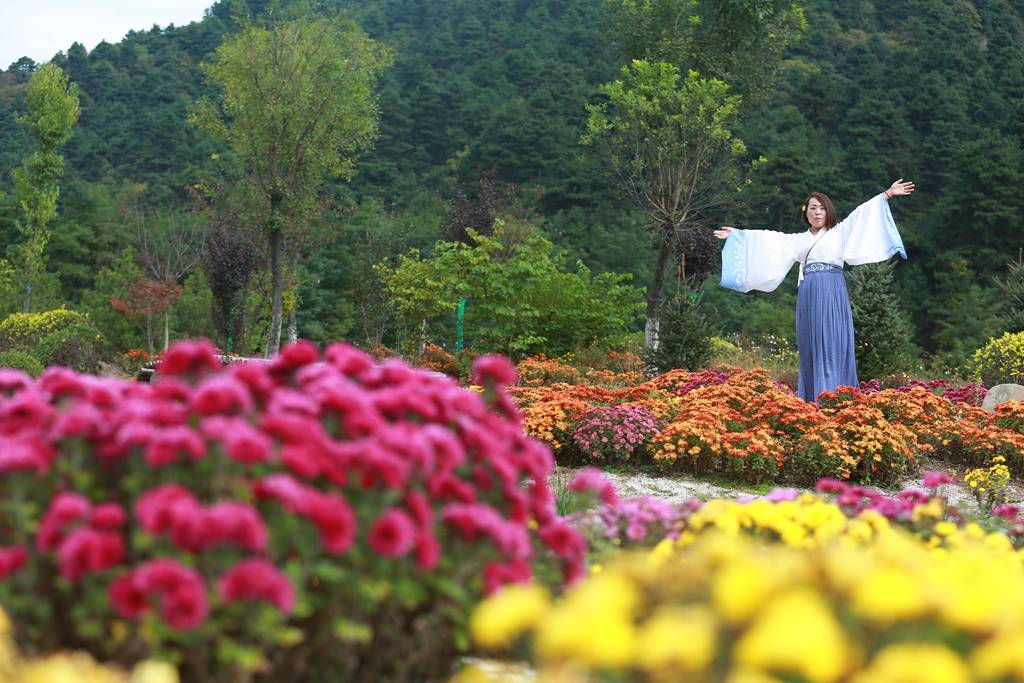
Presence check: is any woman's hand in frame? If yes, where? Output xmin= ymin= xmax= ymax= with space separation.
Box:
xmin=713 ymin=227 xmax=732 ymax=240
xmin=885 ymin=179 xmax=915 ymax=199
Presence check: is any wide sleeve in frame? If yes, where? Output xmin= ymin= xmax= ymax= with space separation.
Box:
xmin=720 ymin=229 xmax=804 ymax=293
xmin=836 ymin=193 xmax=908 ymax=266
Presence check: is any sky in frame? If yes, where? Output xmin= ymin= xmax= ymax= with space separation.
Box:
xmin=0 ymin=0 xmax=215 ymax=69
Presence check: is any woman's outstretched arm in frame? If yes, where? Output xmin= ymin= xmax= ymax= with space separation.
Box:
xmin=883 ymin=178 xmax=915 ymax=200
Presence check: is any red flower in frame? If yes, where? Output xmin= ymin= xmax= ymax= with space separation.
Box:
xmin=483 ymin=559 xmax=532 ymax=595
xmin=157 ymin=339 xmax=221 ymax=378
xmin=191 ymin=376 xmax=253 ymax=416
xmin=132 ymin=559 xmax=209 ymax=630
xmin=52 ymin=403 xmax=104 ymax=440
xmin=368 ymin=508 xmax=416 ymax=558
xmin=0 ymin=390 xmax=54 ymax=436
xmin=272 ymin=340 xmax=320 ymax=376
xmin=90 ymin=503 xmax=127 ymax=530
xmin=306 ymin=492 xmax=357 ymax=555
xmin=0 ymin=545 xmax=27 ymax=580
xmin=413 ymin=531 xmax=440 ymax=571
xmin=815 ymin=478 xmax=849 ymax=495
xmin=568 ymin=467 xmax=619 ymax=506
xmin=38 ymin=367 xmax=87 ymax=399
xmin=0 ymin=369 xmax=31 ymax=396
xmin=217 ymin=558 xmax=295 ymax=614
xmin=0 ymin=435 xmax=53 ymax=475
xmin=136 ymin=484 xmax=198 ymax=534
xmin=202 ymin=416 xmax=273 ymax=465
xmin=923 ymin=471 xmax=955 ymax=488
xmin=109 ymin=571 xmax=148 ymax=618
xmin=404 ymin=491 xmax=433 ymax=528
xmin=323 ymin=342 xmax=375 ymax=377
xmin=538 ymin=521 xmax=586 ymax=562
xmin=56 ymin=528 xmax=124 ymax=582
xmin=37 ymin=492 xmax=92 ymax=551
xmin=473 ymin=354 xmax=517 ymax=387
xmin=144 ymin=426 xmax=206 ymax=467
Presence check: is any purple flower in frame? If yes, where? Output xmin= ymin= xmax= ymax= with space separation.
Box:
xmin=765 ymin=487 xmax=799 ymax=502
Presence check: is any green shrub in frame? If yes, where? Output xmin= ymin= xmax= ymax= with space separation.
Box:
xmin=0 ymin=308 xmax=92 ymax=352
xmin=646 ymin=290 xmax=716 ymax=372
xmin=0 ymin=348 xmax=44 ymax=377
xmin=848 ymin=261 xmax=917 ymax=380
xmin=32 ymin=322 xmax=104 ymax=373
xmin=970 ymin=331 xmax=1024 ymax=387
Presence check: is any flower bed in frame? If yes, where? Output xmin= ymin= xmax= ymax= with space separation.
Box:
xmin=0 ymin=340 xmax=583 ymax=683
xmin=514 ymin=365 xmax=1022 ymax=486
xmin=463 ymin=472 xmax=1024 ymax=683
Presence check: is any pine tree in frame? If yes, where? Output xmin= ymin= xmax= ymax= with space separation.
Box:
xmin=994 ymin=250 xmax=1024 ymax=334
xmin=848 ymin=261 xmax=916 ymax=380
xmin=646 ymin=288 xmax=716 ymax=372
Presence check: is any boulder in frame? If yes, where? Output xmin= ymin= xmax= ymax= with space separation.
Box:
xmin=981 ymin=383 xmax=1024 ymax=412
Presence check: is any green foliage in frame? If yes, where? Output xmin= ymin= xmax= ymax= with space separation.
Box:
xmin=171 ymin=270 xmax=218 ymax=342
xmin=605 ymin=0 xmax=807 ymax=100
xmin=646 ymin=290 xmax=717 ymax=372
xmin=193 ymin=17 xmax=393 ymax=353
xmin=583 ymin=59 xmax=749 ymax=348
xmin=848 ymin=261 xmax=916 ymax=380
xmin=921 ymin=256 xmax=1001 ymax=370
xmin=31 ymin=321 xmax=104 ymax=373
xmin=76 ymin=249 xmax=145 ymax=354
xmin=994 ymin=253 xmax=1024 ymax=334
xmin=8 ymin=63 xmax=80 ymax=312
xmin=0 ymin=0 xmax=1022 ymax=362
xmin=379 ymin=222 xmax=645 ymax=357
xmin=0 ymin=306 xmax=91 ymax=351
xmin=970 ymin=331 xmax=1024 ymax=387
xmin=0 ymin=348 xmax=44 ymax=376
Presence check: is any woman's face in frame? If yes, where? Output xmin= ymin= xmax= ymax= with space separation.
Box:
xmin=806 ymin=197 xmax=827 ymax=231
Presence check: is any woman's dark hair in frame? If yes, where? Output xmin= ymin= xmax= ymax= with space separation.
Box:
xmin=801 ymin=192 xmax=839 ymax=229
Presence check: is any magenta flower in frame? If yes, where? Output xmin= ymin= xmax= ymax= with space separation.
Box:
xmin=922 ymin=471 xmax=955 ymax=488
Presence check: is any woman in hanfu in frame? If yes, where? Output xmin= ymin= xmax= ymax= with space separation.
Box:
xmin=713 ymin=179 xmax=915 ymax=402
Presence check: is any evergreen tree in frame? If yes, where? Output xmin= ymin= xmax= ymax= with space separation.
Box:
xmin=848 ymin=261 xmax=916 ymax=380
xmin=994 ymin=251 xmax=1024 ymax=334
xmin=646 ymin=288 xmax=717 ymax=372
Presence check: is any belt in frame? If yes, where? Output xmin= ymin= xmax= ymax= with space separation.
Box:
xmin=804 ymin=262 xmax=841 ymax=273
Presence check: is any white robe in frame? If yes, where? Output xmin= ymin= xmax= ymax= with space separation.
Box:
xmin=720 ymin=193 xmax=907 ymax=293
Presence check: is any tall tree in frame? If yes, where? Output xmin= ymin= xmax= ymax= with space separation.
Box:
xmin=582 ymin=61 xmax=747 ymax=349
xmin=590 ymin=0 xmax=805 ymax=351
xmin=191 ymin=16 xmax=392 ymax=355
xmin=9 ymin=62 xmax=80 ymax=312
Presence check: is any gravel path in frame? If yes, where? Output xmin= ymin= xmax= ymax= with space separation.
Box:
xmin=556 ymin=458 xmax=1024 ymax=513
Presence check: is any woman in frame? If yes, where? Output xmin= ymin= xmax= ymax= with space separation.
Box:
xmin=714 ymin=179 xmax=915 ymax=402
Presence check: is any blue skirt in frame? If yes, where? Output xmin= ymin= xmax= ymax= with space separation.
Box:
xmin=795 ymin=264 xmax=858 ymax=402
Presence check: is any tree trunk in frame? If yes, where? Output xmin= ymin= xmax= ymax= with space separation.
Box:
xmin=145 ymin=315 xmax=155 ymax=356
xmin=644 ymin=231 xmax=674 ymax=351
xmin=163 ymin=309 xmax=170 ymax=352
xmin=288 ymin=306 xmax=298 ymax=343
xmin=266 ymin=198 xmax=284 ymax=357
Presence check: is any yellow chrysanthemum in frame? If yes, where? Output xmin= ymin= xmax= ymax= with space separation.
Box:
xmin=734 ymin=588 xmax=853 ymax=683
xmin=470 ymin=584 xmax=551 ymax=649
xmin=850 ymin=643 xmax=970 ymax=683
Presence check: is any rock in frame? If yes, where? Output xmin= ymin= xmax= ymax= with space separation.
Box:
xmin=982 ymin=383 xmax=1024 ymax=412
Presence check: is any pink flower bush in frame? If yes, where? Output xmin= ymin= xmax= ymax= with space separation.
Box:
xmin=571 ymin=405 xmax=659 ymax=461
xmin=0 ymin=340 xmax=580 ymax=681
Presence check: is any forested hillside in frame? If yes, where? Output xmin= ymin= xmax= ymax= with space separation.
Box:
xmin=0 ymin=0 xmax=1022 ymax=368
